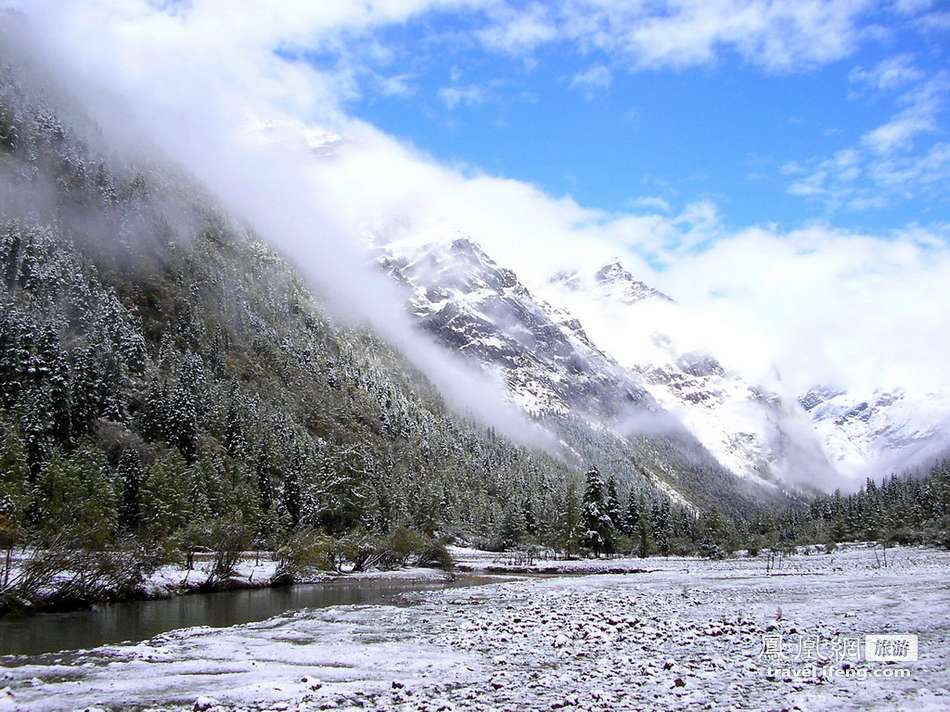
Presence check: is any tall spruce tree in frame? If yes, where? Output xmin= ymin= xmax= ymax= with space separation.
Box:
xmin=582 ymin=466 xmax=614 ymax=556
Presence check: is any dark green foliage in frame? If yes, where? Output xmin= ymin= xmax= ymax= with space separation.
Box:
xmin=605 ymin=476 xmax=622 ymax=530
xmin=582 ymin=466 xmax=614 ymax=556
xmin=495 ymin=504 xmax=527 ymax=550
xmin=0 ymin=77 xmax=578 ymax=559
xmin=555 ymin=480 xmax=582 ymax=555
xmin=0 ymin=60 xmax=818 ymax=581
xmin=750 ymin=460 xmax=950 ymax=549
xmin=116 ymin=448 xmax=143 ymax=532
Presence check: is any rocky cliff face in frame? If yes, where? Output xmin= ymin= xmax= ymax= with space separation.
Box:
xmin=378 ymin=234 xmax=948 ymax=488
xmin=544 ymin=261 xmax=836 ymax=484
xmin=379 ymin=238 xmax=653 ymax=419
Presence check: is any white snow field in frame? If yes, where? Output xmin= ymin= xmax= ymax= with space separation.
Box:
xmin=1 ymin=545 xmax=948 ymax=711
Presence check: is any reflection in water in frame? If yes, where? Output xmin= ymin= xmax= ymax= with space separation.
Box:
xmin=0 ymin=577 xmax=477 ymax=658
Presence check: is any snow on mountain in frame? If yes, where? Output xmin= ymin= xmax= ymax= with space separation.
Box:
xmin=544 ymin=262 xmax=835 ymax=483
xmin=376 ymin=235 xmax=948 ymax=488
xmin=377 ymin=238 xmax=797 ymax=485
xmin=377 ymin=237 xmax=653 ymax=418
xmin=552 ymin=261 xmax=672 ymax=305
xmin=799 ymin=386 xmax=950 ymax=478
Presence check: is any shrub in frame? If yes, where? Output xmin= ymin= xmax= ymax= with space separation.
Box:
xmin=383 ymin=526 xmax=427 ymax=567
xmin=698 ymin=540 xmax=726 ymax=560
xmin=417 ymin=540 xmax=454 ymax=570
xmin=275 ymin=530 xmax=336 ymax=581
xmin=337 ymin=531 xmax=385 ymax=572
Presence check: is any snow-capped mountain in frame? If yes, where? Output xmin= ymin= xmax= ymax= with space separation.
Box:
xmin=376 ymin=238 xmax=811 ymax=485
xmin=545 ymin=262 xmax=834 ymax=483
xmin=552 ymin=261 xmax=672 ymax=305
xmin=799 ymin=386 xmax=950 ymax=478
xmin=377 ymin=235 xmax=948 ymax=488
xmin=378 ymin=237 xmax=653 ymax=418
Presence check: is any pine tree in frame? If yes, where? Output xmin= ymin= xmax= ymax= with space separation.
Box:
xmin=558 ymin=481 xmax=582 ymax=555
xmin=498 ymin=504 xmax=526 ymax=548
xmin=141 ymin=450 xmax=194 ymax=545
xmin=522 ymin=498 xmax=539 ymax=537
xmin=651 ymin=499 xmax=673 ymax=556
xmin=33 ymin=446 xmax=118 ymax=548
xmin=0 ymin=417 xmax=31 ymax=586
xmin=582 ymin=466 xmax=614 ymax=556
xmin=282 ymin=459 xmax=302 ymax=529
xmin=116 ymin=448 xmax=144 ymax=533
xmin=624 ymin=494 xmax=643 ymax=538
xmin=638 ymin=515 xmax=650 ymax=558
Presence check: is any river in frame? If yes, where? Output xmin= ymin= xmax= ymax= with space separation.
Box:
xmin=0 ymin=576 xmax=490 ymax=658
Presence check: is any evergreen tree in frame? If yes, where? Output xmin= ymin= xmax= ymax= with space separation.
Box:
xmin=497 ymin=503 xmax=526 ymax=549
xmin=651 ymin=499 xmax=673 ymax=556
xmin=622 ymin=493 xmax=641 ymax=537
xmin=582 ymin=466 xmax=614 ymax=556
xmin=33 ymin=446 xmax=118 ymax=548
xmin=0 ymin=418 xmax=31 ymax=574
xmin=140 ymin=450 xmax=194 ymax=545
xmin=522 ymin=498 xmax=539 ymax=537
xmin=638 ymin=515 xmax=650 ymax=559
xmin=116 ymin=448 xmax=143 ymax=533
xmin=558 ymin=481 xmax=582 ymax=555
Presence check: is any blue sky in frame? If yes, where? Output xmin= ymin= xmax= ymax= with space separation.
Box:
xmin=22 ymin=0 xmax=950 ymax=398
xmin=302 ymin=0 xmax=950 ymax=235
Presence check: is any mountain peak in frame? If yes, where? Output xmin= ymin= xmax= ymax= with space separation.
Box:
xmin=594 ymin=259 xmax=627 ymax=281
xmin=553 ymin=260 xmax=672 ymax=305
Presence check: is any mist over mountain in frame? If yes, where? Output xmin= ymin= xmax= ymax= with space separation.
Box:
xmin=374 ymin=228 xmax=950 ymax=492
xmin=1 ymin=10 xmax=946 ymax=556
xmin=0 ymin=31 xmax=811 ymax=582
xmin=3 ymin=6 xmax=949 ymax=711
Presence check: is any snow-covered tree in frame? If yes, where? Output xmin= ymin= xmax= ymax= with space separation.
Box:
xmin=582 ymin=466 xmax=614 ymax=556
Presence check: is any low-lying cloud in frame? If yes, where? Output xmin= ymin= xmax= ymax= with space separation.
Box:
xmin=7 ymin=2 xmax=557 ymax=451
xmin=9 ymin=0 xmax=950 ymax=485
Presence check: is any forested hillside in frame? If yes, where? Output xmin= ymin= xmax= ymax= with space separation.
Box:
xmin=0 ymin=58 xmax=835 ymax=614
xmin=760 ymin=459 xmax=950 ymax=550
xmin=1 ymin=60 xmax=767 ymax=581
xmin=0 ymin=67 xmax=594 ymax=554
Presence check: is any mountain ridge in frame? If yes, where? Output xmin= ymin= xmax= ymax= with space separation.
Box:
xmin=377 ymin=232 xmax=948 ymax=490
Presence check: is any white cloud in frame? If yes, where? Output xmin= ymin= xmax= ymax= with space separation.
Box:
xmin=654 ymin=224 xmax=950 ymax=399
xmin=915 ymin=10 xmax=950 ymax=30
xmin=568 ymin=64 xmax=611 ymax=97
xmin=437 ymin=84 xmax=485 ymax=109
xmin=861 ymin=74 xmax=945 ymax=154
xmin=891 ymin=0 xmax=934 ymax=15
xmin=786 ymin=73 xmax=949 ymax=208
xmin=11 ymin=0 xmax=558 ymax=449
xmin=297 ymin=120 xmax=950 ymax=404
xmin=631 ymin=195 xmax=671 ymax=212
xmin=849 ymin=54 xmax=924 ymax=91
xmin=475 ymin=1 xmax=920 ymax=77
xmin=862 ymin=109 xmax=935 ymax=154
xmin=13 ymin=0 xmax=950 ymax=469
xmin=376 ymin=72 xmax=416 ymax=97
xmin=476 ymin=2 xmax=557 ymax=55
xmin=534 ymin=0 xmax=878 ymax=73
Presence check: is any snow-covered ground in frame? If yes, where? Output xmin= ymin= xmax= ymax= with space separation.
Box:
xmin=1 ymin=545 xmax=948 ymax=711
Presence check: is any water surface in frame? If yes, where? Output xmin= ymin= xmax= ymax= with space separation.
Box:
xmin=0 ymin=576 xmax=490 ymax=658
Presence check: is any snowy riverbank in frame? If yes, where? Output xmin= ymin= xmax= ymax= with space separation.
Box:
xmin=1 ymin=544 xmax=947 ymax=710
xmin=143 ymin=556 xmax=453 ymax=596
xmin=0 ymin=550 xmax=454 ymax=617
